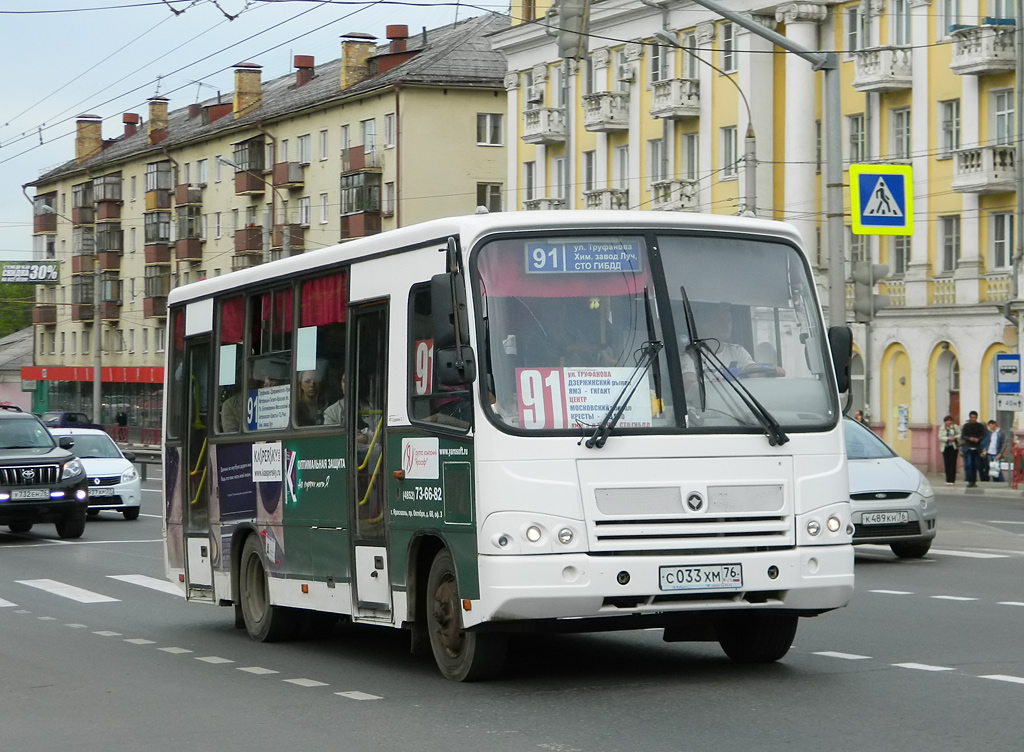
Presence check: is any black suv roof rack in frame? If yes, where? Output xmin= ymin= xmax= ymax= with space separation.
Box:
xmin=0 ymin=405 xmax=24 ymax=413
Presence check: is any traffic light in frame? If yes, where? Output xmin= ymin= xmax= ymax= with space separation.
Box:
xmin=852 ymin=260 xmax=889 ymax=323
xmin=555 ymin=0 xmax=588 ymax=59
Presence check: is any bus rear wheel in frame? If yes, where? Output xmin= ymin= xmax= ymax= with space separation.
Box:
xmin=716 ymin=612 xmax=798 ymax=664
xmin=426 ymin=549 xmax=506 ymax=682
xmin=239 ymin=534 xmax=299 ymax=642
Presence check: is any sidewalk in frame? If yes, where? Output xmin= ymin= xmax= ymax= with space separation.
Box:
xmin=925 ymin=471 xmax=1023 ymax=498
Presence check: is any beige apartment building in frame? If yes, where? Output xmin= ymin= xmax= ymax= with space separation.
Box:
xmin=26 ymin=14 xmax=509 ymax=440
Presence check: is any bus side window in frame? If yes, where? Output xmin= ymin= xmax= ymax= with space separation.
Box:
xmin=295 ymin=272 xmax=347 ymax=427
xmin=216 ymin=295 xmax=245 ymax=434
xmin=408 ymin=284 xmax=472 ymax=430
xmin=246 ymin=286 xmax=293 ymax=432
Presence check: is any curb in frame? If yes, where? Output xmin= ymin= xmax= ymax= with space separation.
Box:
xmin=925 ymin=473 xmax=1023 ymax=498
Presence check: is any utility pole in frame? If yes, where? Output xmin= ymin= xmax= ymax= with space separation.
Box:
xmin=93 ymin=251 xmax=102 ymax=426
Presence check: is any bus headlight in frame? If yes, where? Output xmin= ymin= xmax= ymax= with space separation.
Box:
xmin=525 ymin=525 xmax=542 ymax=543
xmin=826 ymin=516 xmax=841 ymax=533
xmin=807 ymin=520 xmax=821 ymax=536
xmin=557 ymin=527 xmax=574 ymax=545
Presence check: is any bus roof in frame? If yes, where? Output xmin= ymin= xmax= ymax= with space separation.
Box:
xmin=167 ymin=210 xmax=804 ymax=306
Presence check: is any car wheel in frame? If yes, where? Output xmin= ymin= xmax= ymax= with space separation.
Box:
xmin=8 ymin=522 xmax=33 ymax=533
xmin=426 ymin=548 xmax=506 ymax=681
xmin=716 ymin=612 xmax=798 ymax=663
xmin=238 ymin=534 xmax=300 ymax=642
xmin=87 ymin=509 xmax=100 ymax=518
xmin=55 ymin=512 xmax=86 ymax=539
xmin=122 ymin=507 xmax=141 ymax=521
xmin=890 ymin=540 xmax=931 ymax=559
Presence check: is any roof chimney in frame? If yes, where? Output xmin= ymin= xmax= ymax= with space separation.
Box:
xmin=187 ymin=104 xmax=203 ymax=120
xmin=340 ymin=33 xmax=376 ymax=89
xmin=75 ymin=114 xmax=103 ymax=163
xmin=294 ymin=55 xmax=315 ymax=87
xmin=147 ymin=96 xmax=169 ymax=144
xmin=232 ymin=62 xmax=263 ymax=118
xmin=387 ymin=24 xmax=409 ymax=53
xmin=123 ymin=112 xmax=140 ymax=138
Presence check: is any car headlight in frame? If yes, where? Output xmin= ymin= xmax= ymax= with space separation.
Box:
xmin=917 ymin=473 xmax=934 ymax=499
xmin=122 ymin=466 xmax=139 ymax=483
xmin=62 ymin=459 xmax=84 ymax=479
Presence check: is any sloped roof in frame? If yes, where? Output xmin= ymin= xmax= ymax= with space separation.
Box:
xmin=0 ymin=327 xmax=35 ymax=375
xmin=34 ymin=13 xmax=509 ymax=185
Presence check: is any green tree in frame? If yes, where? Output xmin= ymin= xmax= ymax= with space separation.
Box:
xmin=0 ymin=283 xmax=34 ymax=339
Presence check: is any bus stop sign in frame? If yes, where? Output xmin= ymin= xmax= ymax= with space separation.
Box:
xmin=850 ymin=164 xmax=913 ymax=236
xmin=996 ymin=353 xmax=1020 ymax=394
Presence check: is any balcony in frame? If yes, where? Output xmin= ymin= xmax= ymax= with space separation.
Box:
xmin=523 ymin=197 xmax=566 ymax=211
xmin=231 ymin=253 xmax=262 ymax=271
xmin=341 ymin=212 xmax=381 ymax=239
xmin=271 ymin=224 xmax=304 ymax=250
xmin=340 ymin=148 xmax=382 ymax=174
xmin=145 ymin=189 xmax=172 ymax=210
xmin=522 ymin=108 xmax=566 ymax=145
xmin=71 ymin=304 xmax=93 ymax=322
xmin=32 ymin=304 xmax=56 ymax=325
xmin=852 ymin=46 xmax=913 ymax=92
xmin=583 ymin=189 xmax=629 ymax=210
xmin=235 ymin=226 xmax=263 ymax=253
xmin=101 ymin=301 xmax=121 ymax=322
xmin=144 ymin=244 xmax=171 ymax=264
xmin=176 ymin=237 xmax=203 ymax=261
xmin=33 ymin=214 xmax=57 ymax=234
xmin=96 ymin=202 xmax=121 ymax=221
xmin=234 ymin=171 xmax=266 ymax=195
xmin=582 ymin=92 xmax=629 ymax=132
xmin=71 ymin=255 xmax=95 ymax=275
xmin=143 ymin=296 xmax=167 ymax=318
xmin=951 ymin=144 xmax=1016 ymax=194
xmin=650 ymin=78 xmax=700 ymax=120
xmin=175 ymin=184 xmax=203 ymax=205
xmin=98 ymin=252 xmax=122 ymax=272
xmin=950 ymin=23 xmax=1016 ymax=76
xmin=651 ymin=179 xmax=699 ymax=212
xmin=272 ymin=162 xmax=305 ymax=188
xmin=71 ymin=206 xmax=95 ymax=225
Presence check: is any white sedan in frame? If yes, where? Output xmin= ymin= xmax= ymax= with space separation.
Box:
xmin=48 ymin=428 xmax=142 ymax=520
xmin=844 ymin=417 xmax=936 ymax=558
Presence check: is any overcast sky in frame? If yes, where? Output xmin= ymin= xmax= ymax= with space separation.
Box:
xmin=0 ymin=0 xmax=496 ymax=259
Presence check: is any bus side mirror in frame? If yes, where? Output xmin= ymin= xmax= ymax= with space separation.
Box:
xmin=431 ymin=273 xmax=470 ymax=348
xmin=828 ymin=325 xmax=853 ymax=394
xmin=435 ymin=345 xmax=477 ymax=387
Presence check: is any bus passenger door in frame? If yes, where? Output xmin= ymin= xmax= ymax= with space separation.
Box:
xmin=350 ymin=305 xmax=391 ymax=615
xmin=183 ymin=335 xmax=214 ymax=599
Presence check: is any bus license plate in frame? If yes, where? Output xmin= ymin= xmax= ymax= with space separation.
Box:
xmin=11 ymin=489 xmax=49 ymax=500
xmin=89 ymin=488 xmax=115 ymax=497
xmin=862 ymin=511 xmax=910 ymax=525
xmin=659 ymin=564 xmax=743 ymax=591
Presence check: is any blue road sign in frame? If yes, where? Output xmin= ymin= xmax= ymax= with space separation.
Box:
xmin=996 ymin=353 xmax=1020 ymax=395
xmin=849 ymin=164 xmax=913 ymax=236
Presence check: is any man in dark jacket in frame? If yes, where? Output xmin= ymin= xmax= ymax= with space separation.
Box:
xmin=960 ymin=411 xmax=987 ymax=487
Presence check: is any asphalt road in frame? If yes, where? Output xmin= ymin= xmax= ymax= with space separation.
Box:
xmin=1 ymin=478 xmax=1022 ymax=752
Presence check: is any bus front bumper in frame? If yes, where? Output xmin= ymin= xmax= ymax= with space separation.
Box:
xmin=467 ymin=545 xmax=854 ymax=628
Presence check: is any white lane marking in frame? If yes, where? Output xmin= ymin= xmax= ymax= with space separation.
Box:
xmin=981 ymin=674 xmax=1024 ymax=685
xmin=238 ymin=667 xmax=279 ymax=675
xmin=931 ymin=595 xmax=978 ymax=601
xmin=999 ymin=601 xmax=1024 ymax=607
xmin=17 ymin=579 xmax=119 ymax=603
xmin=14 ymin=609 xmax=30 ymax=614
xmin=125 ymin=638 xmax=156 ymax=645
xmin=108 ymin=574 xmax=184 ymax=597
xmin=196 ymin=656 xmax=234 ymax=664
xmin=927 ymin=548 xmax=1009 ymax=559
xmin=14 ymin=539 xmax=164 ymax=548
xmin=336 ymin=691 xmax=382 ymax=701
xmin=894 ymin=662 xmax=955 ymax=672
xmin=65 ymin=624 xmax=88 ymax=628
xmin=159 ymin=647 xmax=193 ymax=654
xmin=870 ymin=589 xmax=914 ymax=595
xmin=814 ymin=651 xmax=872 ymax=660
xmin=0 ymin=598 xmax=18 ymax=608
xmin=94 ymin=631 xmax=122 ymax=637
xmin=284 ymin=678 xmax=329 ymax=687
xmin=38 ymin=616 xmax=57 ymax=621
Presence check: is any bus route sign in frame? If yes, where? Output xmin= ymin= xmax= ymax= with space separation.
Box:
xmin=849 ymin=164 xmax=913 ymax=236
xmin=525 ymin=240 xmax=642 ymax=274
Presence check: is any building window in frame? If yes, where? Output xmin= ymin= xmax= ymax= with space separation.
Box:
xmin=232 ymin=138 xmax=265 ymax=172
xmin=941 ymin=215 xmax=960 ymax=272
xmin=145 ymin=161 xmax=172 ymax=191
xmin=142 ymin=328 xmax=149 ymax=353
xmin=648 ymin=139 xmax=666 ymax=184
xmin=684 ymin=133 xmax=699 ymax=180
xmin=892 ymin=0 xmax=910 ymax=45
xmin=129 ymin=329 xmax=135 ymax=354
xmin=60 ymin=332 xmax=65 ymax=355
xmin=94 ymin=173 xmax=122 ymax=202
xmin=721 ymin=127 xmax=738 ymax=179
xmin=990 ymin=0 xmax=1015 ymax=19
xmin=71 ymin=332 xmax=77 ymax=355
xmin=849 ymin=230 xmax=866 ymax=264
xmin=297 ymin=196 xmax=310 ymax=226
xmin=83 ymin=330 xmax=90 ymax=355
xmin=279 ymin=139 xmax=289 ymax=163
xmin=845 ymin=6 xmax=864 ymax=57
xmin=892 ymin=236 xmax=909 ymax=276
xmin=992 ymin=212 xmax=1014 ymax=269
xmin=847 ymin=114 xmax=865 ymax=164
xmin=130 ymin=176 xmax=136 ymax=200
xmin=340 ymin=173 xmax=381 ymax=214
xmin=995 ymin=90 xmax=1014 ymax=146
xmin=477 ymin=183 xmax=502 ymax=212
xmin=384 ymin=113 xmax=396 ymax=148
xmin=937 ymin=0 xmax=960 ymax=37
xmin=614 ymin=49 xmax=630 ymax=93
xmin=339 ymin=124 xmax=350 ymax=153
xmin=182 ymin=163 xmax=190 ymax=186
xmin=582 ymin=150 xmax=596 ymax=193
xmin=651 ymin=42 xmax=669 ymax=83
xmin=383 ymin=182 xmax=395 ymax=215
xmin=319 ymin=130 xmax=329 ymax=160
xmin=683 ymin=33 xmax=699 ymax=79
xmin=214 ymin=212 xmax=221 ymax=238
xmin=613 ymin=145 xmax=629 ymax=190
xmin=552 ymin=157 xmax=566 ymax=199
xmin=892 ymin=108 xmax=911 ymax=160
xmin=144 ymin=266 xmax=171 ymax=298
xmin=939 ymin=100 xmax=961 ymax=157
xmin=721 ymin=22 xmax=736 ymax=72
xmin=523 ymin=161 xmax=536 ymax=201
xmin=476 ymin=113 xmax=502 ymax=146
xmin=297 ymin=134 xmax=311 ymax=164
xmin=319 ymin=193 xmax=329 ymax=224
xmin=215 ymin=156 xmax=222 ymax=183
xmin=196 ymin=159 xmax=208 ymax=185
xmin=582 ymin=54 xmax=595 ymax=95
xmin=361 ymin=119 xmax=376 ymax=152
xmin=145 ymin=211 xmax=172 ymax=244
xmin=156 ymin=327 xmax=166 ymax=353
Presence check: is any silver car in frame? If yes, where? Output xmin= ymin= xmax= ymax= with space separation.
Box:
xmin=844 ymin=417 xmax=937 ymax=558
xmin=48 ymin=428 xmax=142 ymax=521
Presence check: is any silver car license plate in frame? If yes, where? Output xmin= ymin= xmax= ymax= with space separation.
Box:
xmin=89 ymin=488 xmax=115 ymax=497
xmin=862 ymin=511 xmax=910 ymax=524
xmin=659 ymin=564 xmax=743 ymax=591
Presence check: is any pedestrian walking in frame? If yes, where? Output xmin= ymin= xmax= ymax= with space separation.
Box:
xmin=960 ymin=410 xmax=986 ymax=487
xmin=939 ymin=414 xmax=960 ymax=485
xmin=115 ymin=409 xmax=128 ymax=442
xmin=982 ymin=419 xmax=1008 ymax=482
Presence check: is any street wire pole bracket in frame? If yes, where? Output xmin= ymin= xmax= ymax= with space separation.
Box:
xmin=849 ymin=164 xmax=914 ymax=237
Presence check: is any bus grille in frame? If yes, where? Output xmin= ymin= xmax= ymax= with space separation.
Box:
xmin=0 ymin=464 xmax=60 ymax=486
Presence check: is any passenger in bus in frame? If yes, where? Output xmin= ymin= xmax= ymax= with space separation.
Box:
xmin=681 ymin=304 xmax=784 ymax=390
xmin=296 ymin=370 xmax=323 ymax=426
xmin=323 ymin=374 xmax=370 ymax=444
xmin=220 ymin=388 xmax=242 ymax=432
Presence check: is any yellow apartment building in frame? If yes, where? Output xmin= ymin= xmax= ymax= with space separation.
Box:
xmin=26 ymin=14 xmax=509 ymax=441
xmin=490 ymin=0 xmax=1021 ymax=470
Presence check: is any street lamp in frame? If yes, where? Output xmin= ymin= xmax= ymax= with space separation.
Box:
xmin=652 ymin=29 xmax=756 ymax=216
xmin=217 ymin=155 xmax=291 ymax=260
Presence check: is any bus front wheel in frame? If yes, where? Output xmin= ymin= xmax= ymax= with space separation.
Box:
xmin=426 ymin=549 xmax=506 ymax=681
xmin=716 ymin=612 xmax=798 ymax=664
xmin=239 ymin=534 xmax=300 ymax=642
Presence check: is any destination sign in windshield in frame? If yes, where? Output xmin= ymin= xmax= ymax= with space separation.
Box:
xmin=526 ymin=240 xmax=643 ymax=274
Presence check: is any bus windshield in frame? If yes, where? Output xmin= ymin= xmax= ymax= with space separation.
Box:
xmin=474 ymin=232 xmax=836 ymax=435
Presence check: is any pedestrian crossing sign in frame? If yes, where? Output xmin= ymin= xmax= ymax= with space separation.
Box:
xmin=850 ymin=164 xmax=913 ymax=236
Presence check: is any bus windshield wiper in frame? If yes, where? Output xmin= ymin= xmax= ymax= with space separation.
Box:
xmin=679 ymin=285 xmax=706 ymax=411
xmin=585 ymin=341 xmax=663 ymax=449
xmin=695 ymin=342 xmax=790 ymax=447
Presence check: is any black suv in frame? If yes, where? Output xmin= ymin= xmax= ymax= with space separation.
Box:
xmin=0 ymin=407 xmax=89 ymax=538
